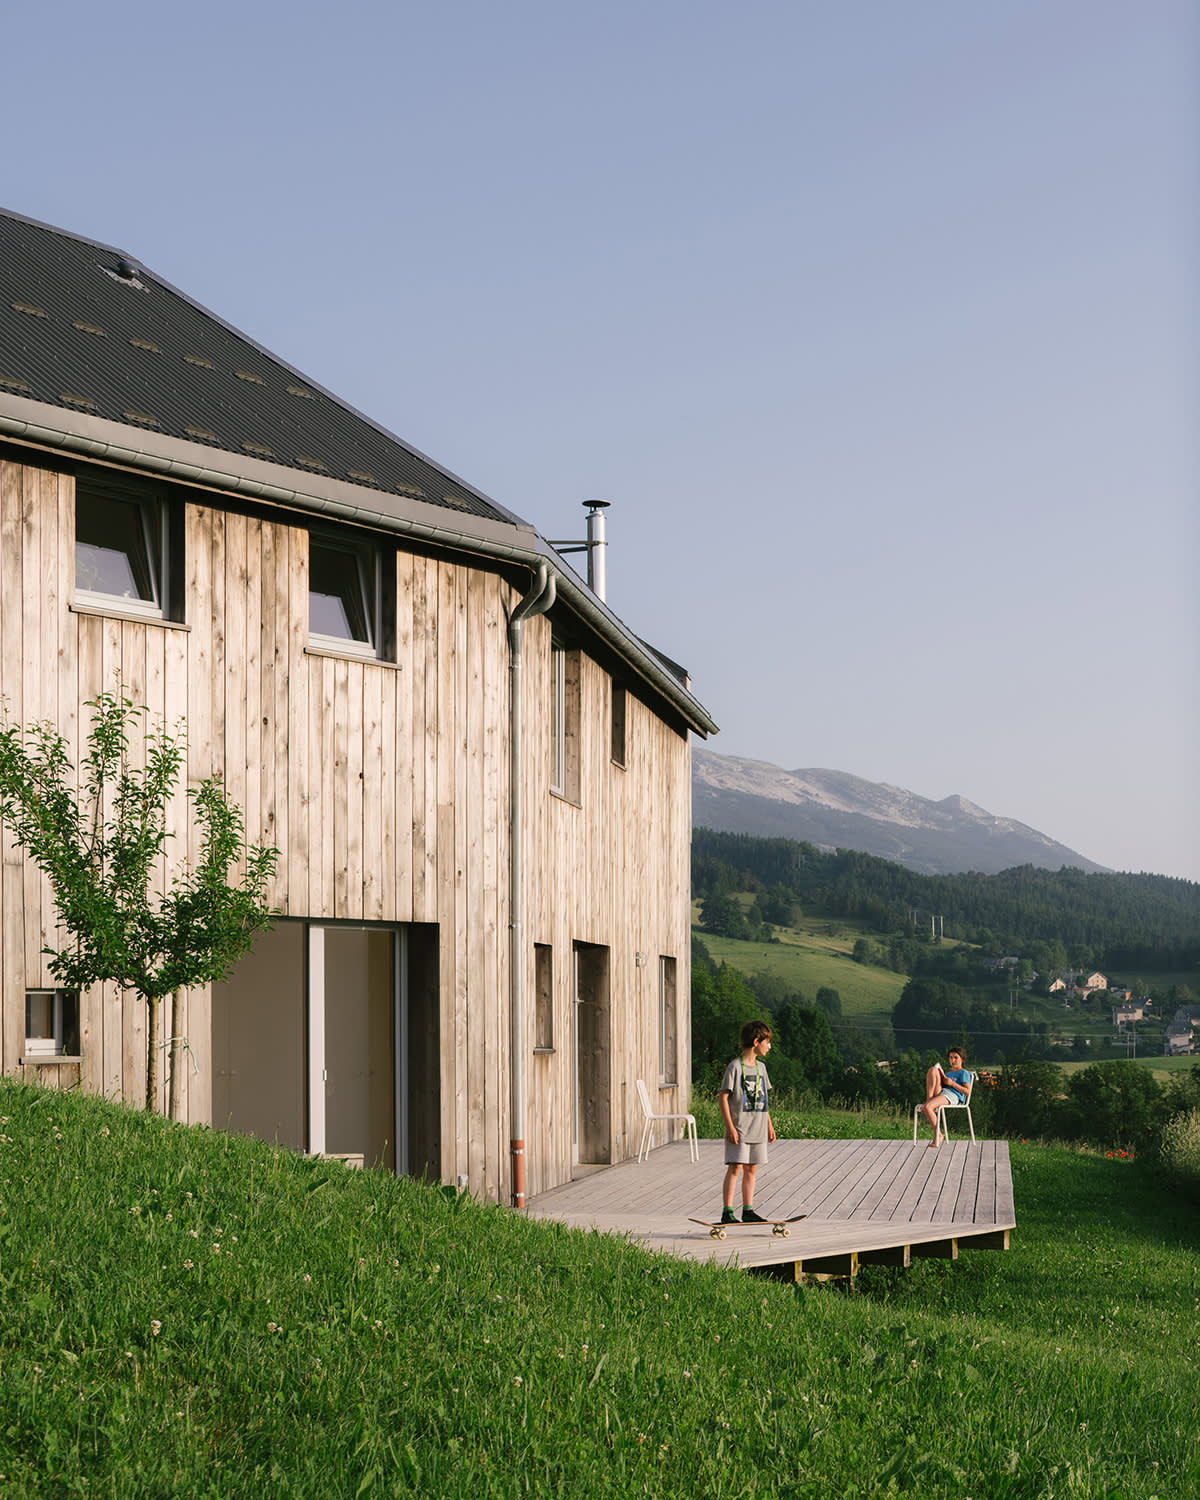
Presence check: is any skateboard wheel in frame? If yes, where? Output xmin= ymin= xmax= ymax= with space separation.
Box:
xmin=781 ymin=1226 xmax=791 ymax=1238
xmin=715 ymin=1227 xmax=726 ymax=1240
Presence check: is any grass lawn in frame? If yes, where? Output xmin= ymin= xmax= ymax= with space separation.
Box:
xmin=2 ymin=1079 xmax=1198 ymax=1498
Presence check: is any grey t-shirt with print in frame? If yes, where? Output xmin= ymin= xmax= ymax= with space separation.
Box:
xmin=720 ymin=1057 xmax=771 ymax=1145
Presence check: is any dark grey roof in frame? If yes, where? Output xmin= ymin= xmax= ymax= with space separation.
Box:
xmin=0 ymin=205 xmax=717 ymax=737
xmin=0 ymin=206 xmax=523 ymax=527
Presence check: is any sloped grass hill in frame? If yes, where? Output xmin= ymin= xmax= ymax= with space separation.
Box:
xmin=2 ymin=1080 xmax=1199 ymax=1498
xmin=691 ymin=917 xmax=907 ymax=1030
xmin=693 ymin=829 xmax=1200 ymax=971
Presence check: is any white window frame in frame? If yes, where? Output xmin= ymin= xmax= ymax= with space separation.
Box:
xmin=25 ymin=988 xmax=80 ymax=1058
xmin=74 ymin=482 xmax=169 ymax=619
xmin=308 ymin=532 xmax=382 ymax=660
xmin=306 ymin=925 xmax=409 ymax=1172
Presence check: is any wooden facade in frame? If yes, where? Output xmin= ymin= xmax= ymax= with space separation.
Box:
xmin=0 ymin=450 xmax=698 ymax=1202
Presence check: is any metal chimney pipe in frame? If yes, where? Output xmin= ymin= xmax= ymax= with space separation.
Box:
xmin=584 ymin=499 xmax=609 ymax=601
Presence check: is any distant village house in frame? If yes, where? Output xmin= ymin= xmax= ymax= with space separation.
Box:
xmin=1165 ymin=1008 xmax=1200 ymax=1057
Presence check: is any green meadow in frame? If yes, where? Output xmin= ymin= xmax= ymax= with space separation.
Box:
xmin=2 ymin=1078 xmax=1197 ymax=1498
xmin=691 ymin=904 xmax=1195 ymax=1062
xmin=1058 ymin=1055 xmax=1196 ymax=1085
xmin=692 ymin=908 xmax=908 ymax=1033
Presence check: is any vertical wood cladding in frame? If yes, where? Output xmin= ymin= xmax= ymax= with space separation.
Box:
xmin=0 ymin=457 xmax=692 ymax=1199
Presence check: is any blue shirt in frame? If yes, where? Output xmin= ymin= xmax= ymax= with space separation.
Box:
xmin=942 ymin=1068 xmax=971 ymax=1103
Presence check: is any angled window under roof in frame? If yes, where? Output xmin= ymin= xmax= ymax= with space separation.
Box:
xmin=74 ymin=476 xmax=180 ymax=621
xmin=308 ymin=531 xmax=392 ymax=661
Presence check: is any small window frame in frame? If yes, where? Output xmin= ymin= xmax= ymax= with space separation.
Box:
xmin=307 ymin=530 xmax=386 ymax=661
xmin=74 ymin=476 xmax=179 ymax=621
xmin=610 ymin=681 xmax=627 ymax=768
xmin=551 ymin=642 xmax=567 ymax=793
xmin=25 ymin=988 xmax=81 ymax=1059
xmin=534 ymin=943 xmax=554 ymax=1052
xmin=658 ymin=956 xmax=678 ymax=1087
xmin=549 ymin=636 xmax=581 ymax=801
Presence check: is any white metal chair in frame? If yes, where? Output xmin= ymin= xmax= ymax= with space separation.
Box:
xmin=636 ymin=1078 xmax=699 ymax=1163
xmin=912 ymin=1074 xmax=976 ymax=1143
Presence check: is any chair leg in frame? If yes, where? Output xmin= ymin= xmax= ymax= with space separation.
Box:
xmin=638 ymin=1119 xmax=653 ymax=1163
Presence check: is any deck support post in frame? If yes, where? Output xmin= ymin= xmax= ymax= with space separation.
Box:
xmin=859 ymin=1245 xmax=911 ymax=1269
xmin=911 ymin=1238 xmax=958 ymax=1261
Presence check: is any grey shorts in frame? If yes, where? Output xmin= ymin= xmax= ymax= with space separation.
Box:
xmin=725 ymin=1139 xmax=769 ymax=1165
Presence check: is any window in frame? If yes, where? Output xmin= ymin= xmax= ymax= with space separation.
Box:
xmin=551 ymin=642 xmax=566 ymax=791
xmin=658 ymin=957 xmax=678 ymax=1086
xmin=610 ymin=682 xmax=626 ymax=767
xmin=308 ymin=532 xmax=389 ymax=659
xmin=25 ymin=989 xmax=80 ymax=1058
xmin=75 ymin=478 xmax=179 ymax=619
xmin=534 ymin=943 xmax=554 ymax=1051
xmin=549 ymin=637 xmax=580 ymax=800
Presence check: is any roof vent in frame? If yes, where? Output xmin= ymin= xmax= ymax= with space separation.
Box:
xmin=100 ymin=259 xmax=148 ymax=292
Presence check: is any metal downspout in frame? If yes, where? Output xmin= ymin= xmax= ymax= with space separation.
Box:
xmin=507 ymin=562 xmax=556 ymax=1208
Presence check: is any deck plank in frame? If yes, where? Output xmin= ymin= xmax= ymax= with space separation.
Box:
xmin=950 ymin=1139 xmax=985 ymax=1221
xmin=994 ymin=1141 xmax=1015 ymax=1221
xmin=527 ymin=1138 xmax=1016 ymax=1274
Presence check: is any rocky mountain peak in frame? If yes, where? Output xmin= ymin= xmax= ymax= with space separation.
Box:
xmin=693 ymin=748 xmax=1105 ymax=876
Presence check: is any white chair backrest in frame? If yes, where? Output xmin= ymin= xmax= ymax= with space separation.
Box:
xmin=635 ymin=1078 xmax=652 ymax=1115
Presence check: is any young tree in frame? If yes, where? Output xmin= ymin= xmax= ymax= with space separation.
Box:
xmin=0 ymin=692 xmax=278 ymax=1115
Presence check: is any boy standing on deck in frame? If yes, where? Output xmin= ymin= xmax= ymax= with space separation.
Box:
xmin=718 ymin=1021 xmax=776 ymax=1225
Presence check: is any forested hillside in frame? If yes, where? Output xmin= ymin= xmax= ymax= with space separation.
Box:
xmin=693 ymin=828 xmax=1200 ymax=972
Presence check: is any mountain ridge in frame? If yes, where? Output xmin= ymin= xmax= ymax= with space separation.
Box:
xmin=692 ymin=748 xmax=1108 ymax=877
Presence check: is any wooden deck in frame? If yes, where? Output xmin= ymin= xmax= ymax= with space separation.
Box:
xmin=527 ymin=1138 xmax=1016 ymax=1278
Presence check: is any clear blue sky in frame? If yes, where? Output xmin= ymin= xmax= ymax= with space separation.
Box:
xmin=6 ymin=2 xmax=1197 ymax=879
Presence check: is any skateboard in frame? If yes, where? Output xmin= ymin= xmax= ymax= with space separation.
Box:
xmin=688 ymin=1213 xmax=808 ymax=1241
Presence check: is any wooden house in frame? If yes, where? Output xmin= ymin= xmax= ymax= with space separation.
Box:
xmin=0 ymin=207 xmax=716 ymax=1204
